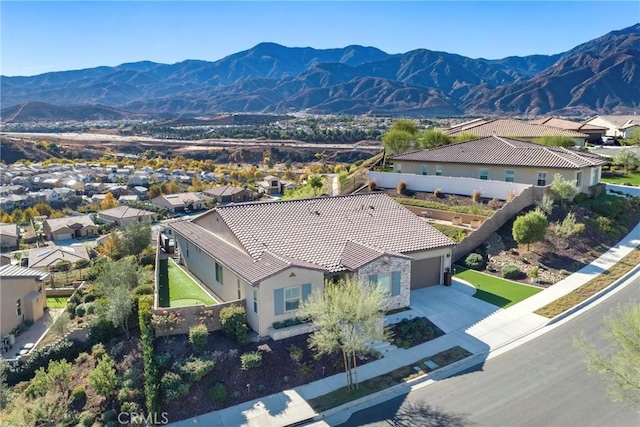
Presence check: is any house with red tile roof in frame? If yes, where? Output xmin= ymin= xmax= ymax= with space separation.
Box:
xmin=583 ymin=115 xmax=640 ymax=139
xmin=169 ymin=193 xmax=454 ymax=337
xmin=445 ymin=118 xmax=588 ymax=142
xmin=528 ymin=117 xmax=606 ymax=144
xmin=390 ymin=136 xmax=608 ymax=195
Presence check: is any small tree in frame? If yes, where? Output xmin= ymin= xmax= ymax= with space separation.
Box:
xmin=219 ymin=305 xmax=248 ymax=344
xmin=88 ymin=355 xmax=118 ymax=398
xmin=574 ymin=302 xmax=640 ymax=409
xmin=96 ymin=258 xmax=141 ymax=292
xmin=189 ymin=324 xmax=209 ymax=351
xmin=613 ymin=149 xmax=640 ymax=173
xmin=120 ymin=220 xmax=152 ymax=258
xmin=308 ymin=175 xmax=324 ymax=196
xmin=74 ymin=259 xmax=90 ymax=280
xmin=55 ymin=261 xmax=72 ymax=285
xmin=535 ymin=194 xmax=554 ymax=216
xmin=554 ymin=212 xmax=586 ymax=239
xmin=106 ymin=285 xmax=133 ymax=339
xmin=512 ymin=209 xmax=548 ymax=251
xmin=100 ymin=192 xmax=118 ymax=210
xmin=298 ymin=277 xmax=388 ymax=390
xmin=550 ymin=173 xmax=578 ymax=206
xmin=417 ymin=129 xmax=452 ymax=149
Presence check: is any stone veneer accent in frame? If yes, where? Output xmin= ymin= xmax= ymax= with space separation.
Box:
xmin=357 ymin=255 xmax=411 ymax=311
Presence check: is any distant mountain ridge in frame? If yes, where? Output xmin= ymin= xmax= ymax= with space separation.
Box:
xmin=1 ymin=24 xmax=639 ymax=120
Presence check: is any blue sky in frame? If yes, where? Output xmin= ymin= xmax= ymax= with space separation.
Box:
xmin=2 ymin=1 xmax=638 ymax=76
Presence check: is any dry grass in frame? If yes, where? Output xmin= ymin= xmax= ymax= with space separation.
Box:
xmin=535 ymin=248 xmax=640 ymax=318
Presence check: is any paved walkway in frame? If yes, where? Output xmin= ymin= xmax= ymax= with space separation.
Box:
xmin=171 ymin=221 xmax=640 ymax=427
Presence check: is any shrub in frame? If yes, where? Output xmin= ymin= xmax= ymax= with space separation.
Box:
xmin=555 ymin=212 xmax=586 ymax=239
xmin=464 ymin=253 xmax=484 ymax=270
xmin=88 ymin=355 xmax=118 ymax=397
xmin=488 ymin=198 xmax=501 ymax=210
xmin=396 ymin=180 xmax=407 ymax=195
xmin=289 ymin=345 xmax=304 ymax=362
xmin=91 ymin=343 xmax=107 ymax=360
xmin=138 ymin=295 xmax=159 ymax=414
xmin=434 ymin=188 xmax=443 ymax=198
xmin=77 ymin=412 xmax=94 ymax=427
xmin=502 ymin=264 xmax=523 ymax=280
xmin=120 ymin=401 xmax=141 ymax=414
xmin=134 ymin=283 xmax=154 ymax=296
xmin=161 ymin=372 xmax=189 ymax=402
xmin=208 ymin=383 xmax=228 ymax=403
xmin=573 ymin=192 xmax=588 ymax=204
xmin=472 ymin=190 xmax=481 ymax=203
xmin=72 ymin=385 xmax=86 ymax=402
xmin=529 ymin=266 xmax=539 ymax=279
xmin=367 ymin=180 xmax=377 ymax=191
xmin=75 ymin=352 xmax=89 ymax=364
xmin=219 ymin=306 xmax=248 ymax=344
xmin=66 ymin=301 xmax=78 ymax=318
xmin=272 ymin=317 xmax=308 ymax=329
xmin=241 ymin=351 xmax=263 ymax=370
xmin=173 ymin=356 xmax=215 ymax=382
xmin=189 ymin=324 xmax=209 ymax=351
xmin=101 ymin=409 xmax=117 ymax=423
xmin=75 ymin=304 xmax=86 ymax=318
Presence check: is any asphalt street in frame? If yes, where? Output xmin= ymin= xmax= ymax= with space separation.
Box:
xmin=339 ymin=274 xmax=640 ymax=427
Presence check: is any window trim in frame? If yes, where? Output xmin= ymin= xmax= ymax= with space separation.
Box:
xmin=479 ymin=169 xmax=488 ymax=180
xmin=421 ymin=165 xmax=428 ymax=176
xmin=375 ymin=273 xmax=392 ymax=295
xmin=253 ymin=288 xmax=258 ymax=313
xmin=16 ymin=298 xmax=22 ymax=317
xmin=435 ymin=166 xmax=443 ymax=176
xmin=284 ymin=286 xmax=301 ymax=312
xmin=505 ymin=170 xmax=515 ymax=183
xmin=576 ymin=171 xmax=582 ymax=187
xmin=537 ymin=171 xmax=547 ymax=186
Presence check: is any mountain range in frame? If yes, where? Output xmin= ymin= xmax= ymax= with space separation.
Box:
xmin=1 ymin=23 xmax=639 ymax=121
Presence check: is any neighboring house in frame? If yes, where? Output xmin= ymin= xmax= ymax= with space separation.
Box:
xmin=0 ymin=223 xmax=19 ymax=251
xmin=0 ymin=254 xmax=11 ymax=266
xmin=390 ymin=136 xmax=608 ymax=194
xmin=583 ymin=115 xmax=640 ymax=139
xmin=97 ymin=206 xmax=158 ymax=226
xmin=42 ymin=215 xmax=98 ymax=241
xmin=0 ymin=265 xmax=49 ymax=336
xmin=444 ymin=118 xmax=588 ymax=143
xmin=257 ymin=175 xmax=283 ymax=196
xmin=169 ymin=193 xmax=454 ymax=337
xmin=203 ymin=185 xmax=254 ymax=204
xmin=528 ymin=117 xmax=607 ymax=144
xmin=28 ymin=245 xmax=90 ymax=271
xmin=118 ymin=195 xmax=140 ymax=205
xmin=151 ymin=192 xmax=204 ymax=213
xmin=131 ymin=186 xmax=149 ymax=200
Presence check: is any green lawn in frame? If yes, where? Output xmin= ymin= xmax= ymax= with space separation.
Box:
xmin=454 ymin=266 xmax=542 ymax=308
xmin=600 ymin=172 xmax=640 ymax=186
xmin=163 ymin=258 xmax=217 ymax=308
xmin=46 ymin=296 xmax=68 ymax=308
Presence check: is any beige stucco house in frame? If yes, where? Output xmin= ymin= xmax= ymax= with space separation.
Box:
xmin=28 ymin=245 xmax=90 ymax=271
xmin=169 ymin=193 xmax=454 ymax=337
xmin=97 ymin=206 xmax=158 ymax=226
xmin=0 ymin=265 xmax=49 ymax=336
xmin=583 ymin=115 xmax=640 ymax=139
xmin=43 ymin=215 xmax=98 ymax=241
xmin=152 ymin=192 xmax=204 ymax=213
xmin=0 ymin=223 xmax=19 ymax=251
xmin=391 ymin=136 xmax=608 ymax=195
xmin=445 ymin=118 xmax=588 ymax=143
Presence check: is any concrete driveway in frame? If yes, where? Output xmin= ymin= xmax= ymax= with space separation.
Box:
xmin=408 ymin=280 xmax=500 ymax=334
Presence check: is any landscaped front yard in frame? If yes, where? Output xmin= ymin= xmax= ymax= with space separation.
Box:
xmin=46 ymin=296 xmax=68 ymax=308
xmin=454 ymin=266 xmax=543 ymax=308
xmin=159 ymin=258 xmax=217 ymax=307
xmin=600 ymin=171 xmax=640 ymax=186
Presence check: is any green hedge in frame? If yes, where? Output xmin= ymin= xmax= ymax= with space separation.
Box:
xmin=138 ymin=295 xmax=159 ymax=415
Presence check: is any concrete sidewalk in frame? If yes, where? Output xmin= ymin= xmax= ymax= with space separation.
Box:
xmin=171 ymin=221 xmax=640 ymax=427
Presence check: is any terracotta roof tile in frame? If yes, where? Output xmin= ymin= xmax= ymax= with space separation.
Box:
xmin=391 ymin=135 xmax=608 ymax=169
xmin=445 ymin=118 xmax=588 ymax=138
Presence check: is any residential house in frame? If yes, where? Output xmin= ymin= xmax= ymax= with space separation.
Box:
xmin=0 ymin=223 xmax=19 ymax=251
xmin=0 ymin=194 xmax=26 ymax=211
xmin=102 ymin=185 xmax=129 ymax=198
xmin=169 ymin=193 xmax=454 ymax=337
xmin=0 ymin=254 xmax=11 ymax=266
xmin=131 ymin=186 xmax=149 ymax=200
xmin=0 ymin=265 xmax=49 ymax=336
xmin=583 ymin=115 xmax=640 ymax=139
xmin=203 ymin=185 xmax=254 ymax=204
xmin=28 ymin=245 xmax=90 ymax=271
xmin=390 ymin=136 xmax=608 ymax=195
xmin=43 ymin=215 xmax=98 ymax=241
xmin=151 ymin=192 xmax=204 ymax=213
xmin=128 ymin=173 xmax=150 ymax=187
xmin=528 ymin=117 xmax=607 ymax=144
xmin=118 ymin=195 xmax=140 ymax=205
xmin=444 ymin=118 xmax=588 ymax=143
xmin=97 ymin=206 xmax=158 ymax=226
xmin=258 ymin=175 xmax=283 ymax=196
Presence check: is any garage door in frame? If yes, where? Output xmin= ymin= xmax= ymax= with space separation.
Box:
xmin=410 ymin=256 xmax=442 ymax=289
xmin=55 ymin=233 xmax=73 ymax=241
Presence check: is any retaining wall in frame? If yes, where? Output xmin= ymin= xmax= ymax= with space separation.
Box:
xmin=153 ymin=299 xmax=246 ymax=337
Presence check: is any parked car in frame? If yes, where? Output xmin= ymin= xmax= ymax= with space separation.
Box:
xmin=601 ymin=136 xmax=616 ymax=145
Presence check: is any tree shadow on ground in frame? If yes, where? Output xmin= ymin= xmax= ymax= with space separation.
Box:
xmin=387 ymin=400 xmax=475 ymax=427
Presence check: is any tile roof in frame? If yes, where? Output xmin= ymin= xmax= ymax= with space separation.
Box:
xmin=98 ymin=206 xmax=156 ymax=219
xmin=445 ymin=118 xmax=588 ymax=138
xmin=589 ymin=115 xmax=640 ymax=128
xmin=204 ymin=185 xmax=248 ymax=197
xmin=529 ymin=117 xmax=607 ymax=132
xmin=391 ymin=135 xmax=608 ymax=169
xmin=189 ymin=193 xmax=453 ymax=275
xmin=340 ymin=240 xmax=411 ymax=271
xmin=0 ymin=223 xmax=18 ymax=238
xmin=154 ymin=192 xmax=202 ymax=207
xmin=169 ymin=220 xmax=325 ymax=284
xmin=28 ymin=245 xmax=90 ymax=269
xmin=44 ymin=215 xmax=96 ymax=232
xmin=0 ymin=264 xmax=49 ymax=280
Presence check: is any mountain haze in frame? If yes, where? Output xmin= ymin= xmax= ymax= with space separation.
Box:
xmin=1 ymin=24 xmax=638 ymax=120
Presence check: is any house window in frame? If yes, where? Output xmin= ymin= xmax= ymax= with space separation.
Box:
xmin=369 ymin=272 xmax=401 ymax=296
xmin=271 ymin=180 xmax=278 ymax=187
xmin=237 ymin=278 xmax=241 ymax=299
xmin=396 ymin=163 xmax=402 ymax=174
xmin=375 ymin=273 xmax=391 ymax=295
xmin=505 ymin=170 xmax=515 ymax=182
xmin=435 ymin=166 xmax=442 ymax=176
xmin=591 ymin=167 xmax=600 ymax=185
xmin=422 ymin=166 xmax=428 ymax=176
xmin=480 ymin=169 xmax=488 ymax=180
xmin=185 ymin=241 xmax=189 ymax=257
xmin=576 ymin=171 xmax=582 ymax=187
xmin=16 ymin=299 xmax=22 ymax=317
xmin=215 ymin=262 xmax=223 ymax=285
xmin=284 ymin=286 xmax=300 ymax=312
xmin=253 ymin=288 xmax=258 ymax=313
xmin=537 ymin=172 xmax=547 ymax=186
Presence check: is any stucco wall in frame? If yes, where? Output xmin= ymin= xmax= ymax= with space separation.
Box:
xmin=1 ymin=277 xmax=46 ymax=336
xmin=356 ymin=256 xmax=411 ymax=311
